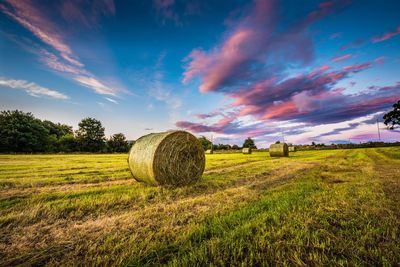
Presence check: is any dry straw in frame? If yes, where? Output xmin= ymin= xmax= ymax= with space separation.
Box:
xmin=205 ymin=149 xmax=213 ymax=154
xmin=289 ymin=146 xmax=296 ymax=152
xmin=242 ymin=147 xmax=252 ymax=154
xmin=269 ymin=143 xmax=289 ymax=157
xmin=128 ymin=131 xmax=205 ymax=186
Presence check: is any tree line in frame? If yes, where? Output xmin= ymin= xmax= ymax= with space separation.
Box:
xmin=0 ymin=110 xmax=130 ymax=153
xmin=1 ymin=101 xmax=398 ymax=153
xmin=198 ymin=136 xmax=257 ymax=151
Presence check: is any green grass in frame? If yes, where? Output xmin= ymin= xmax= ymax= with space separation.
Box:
xmin=0 ymin=148 xmax=399 ymax=266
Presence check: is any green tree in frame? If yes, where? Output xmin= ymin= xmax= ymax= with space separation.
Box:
xmin=232 ymin=144 xmax=239 ymax=150
xmin=42 ymin=120 xmax=73 ymax=138
xmin=107 ymin=133 xmax=129 ymax=153
xmin=198 ymin=136 xmax=212 ymax=150
xmin=0 ymin=110 xmax=49 ymax=152
xmin=383 ymin=100 xmax=400 ymax=130
xmin=76 ymin=118 xmax=105 ymax=152
xmin=46 ymin=134 xmax=58 ymax=152
xmin=58 ymin=133 xmax=78 ymax=152
xmin=243 ymin=137 xmax=256 ymax=149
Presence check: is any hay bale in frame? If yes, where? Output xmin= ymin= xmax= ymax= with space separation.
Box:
xmin=205 ymin=149 xmax=213 ymax=154
xmin=269 ymin=143 xmax=289 ymax=157
xmin=289 ymin=146 xmax=296 ymax=152
xmin=128 ymin=131 xmax=205 ymax=186
xmin=242 ymin=147 xmax=252 ymax=154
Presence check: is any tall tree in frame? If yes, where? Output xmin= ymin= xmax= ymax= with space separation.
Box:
xmin=243 ymin=137 xmax=256 ymax=149
xmin=76 ymin=118 xmax=105 ymax=152
xmin=107 ymin=133 xmax=129 ymax=152
xmin=0 ymin=110 xmax=49 ymax=152
xmin=198 ymin=136 xmax=212 ymax=150
xmin=383 ymin=100 xmax=400 ymax=130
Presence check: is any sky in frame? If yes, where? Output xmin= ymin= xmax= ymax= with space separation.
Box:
xmin=0 ymin=0 xmax=399 ymax=147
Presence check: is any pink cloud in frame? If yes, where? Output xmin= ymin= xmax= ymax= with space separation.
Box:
xmin=183 ymin=0 xmax=275 ymax=92
xmin=332 ymin=54 xmax=352 ymax=62
xmin=350 ymin=133 xmax=379 ymax=141
xmin=342 ymin=62 xmax=371 ymax=72
xmin=178 ymin=58 xmax=400 ymax=137
xmin=372 ymin=25 xmax=400 ymax=43
xmin=182 ymin=0 xmax=347 ymax=93
xmin=261 ymin=101 xmax=299 ymax=120
xmin=1 ymin=0 xmax=82 ymax=67
xmin=0 ymin=0 xmax=126 ymax=96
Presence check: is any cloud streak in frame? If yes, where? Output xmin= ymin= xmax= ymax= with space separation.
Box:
xmin=0 ymin=77 xmax=69 ymax=100
xmin=332 ymin=54 xmax=352 ymax=62
xmin=182 ymin=0 xmax=348 ymax=93
xmin=0 ymin=0 xmax=124 ymax=96
xmin=372 ymin=25 xmax=400 ymax=43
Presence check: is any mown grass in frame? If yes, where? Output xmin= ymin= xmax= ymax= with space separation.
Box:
xmin=0 ymin=148 xmax=399 ymax=266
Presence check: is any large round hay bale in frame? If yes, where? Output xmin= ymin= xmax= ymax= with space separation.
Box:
xmin=205 ymin=149 xmax=213 ymax=154
xmin=269 ymin=143 xmax=289 ymax=157
xmin=128 ymin=131 xmax=205 ymax=186
xmin=288 ymin=146 xmax=296 ymax=152
xmin=242 ymin=147 xmax=252 ymax=154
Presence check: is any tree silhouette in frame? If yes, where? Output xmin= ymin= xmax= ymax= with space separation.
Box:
xmin=76 ymin=118 xmax=105 ymax=152
xmin=243 ymin=137 xmax=256 ymax=149
xmin=383 ymin=100 xmax=400 ymax=130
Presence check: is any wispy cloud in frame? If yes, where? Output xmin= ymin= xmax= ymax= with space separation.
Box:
xmin=0 ymin=77 xmax=69 ymax=100
xmin=372 ymin=25 xmax=400 ymax=43
xmin=74 ymin=76 xmax=117 ymax=95
xmin=1 ymin=0 xmax=82 ymax=67
xmin=149 ymin=86 xmax=182 ymax=109
xmin=0 ymin=0 xmax=125 ymax=96
xmin=104 ymin=97 xmax=118 ymax=104
xmin=332 ymin=54 xmax=352 ymax=62
xmin=131 ymin=52 xmax=182 ymax=110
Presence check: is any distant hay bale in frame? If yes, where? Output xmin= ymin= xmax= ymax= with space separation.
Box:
xmin=128 ymin=131 xmax=205 ymax=186
xmin=205 ymin=149 xmax=213 ymax=154
xmin=289 ymin=146 xmax=296 ymax=152
xmin=242 ymin=147 xmax=252 ymax=154
xmin=269 ymin=143 xmax=289 ymax=157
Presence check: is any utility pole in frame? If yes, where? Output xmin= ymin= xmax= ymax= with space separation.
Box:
xmin=377 ymin=119 xmax=381 ymax=141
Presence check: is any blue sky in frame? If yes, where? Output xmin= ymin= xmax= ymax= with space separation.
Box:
xmin=0 ymin=0 xmax=399 ymax=147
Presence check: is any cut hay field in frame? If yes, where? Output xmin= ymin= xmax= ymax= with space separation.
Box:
xmin=0 ymin=148 xmax=399 ymax=266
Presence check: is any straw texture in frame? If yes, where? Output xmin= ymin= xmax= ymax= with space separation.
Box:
xmin=242 ymin=148 xmax=252 ymax=154
xmin=128 ymin=131 xmax=205 ymax=186
xmin=269 ymin=143 xmax=289 ymax=157
xmin=289 ymin=146 xmax=296 ymax=152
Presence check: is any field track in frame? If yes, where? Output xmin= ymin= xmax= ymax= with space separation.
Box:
xmin=0 ymin=148 xmax=399 ymax=266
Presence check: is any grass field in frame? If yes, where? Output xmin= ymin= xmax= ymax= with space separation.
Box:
xmin=0 ymin=148 xmax=399 ymax=266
